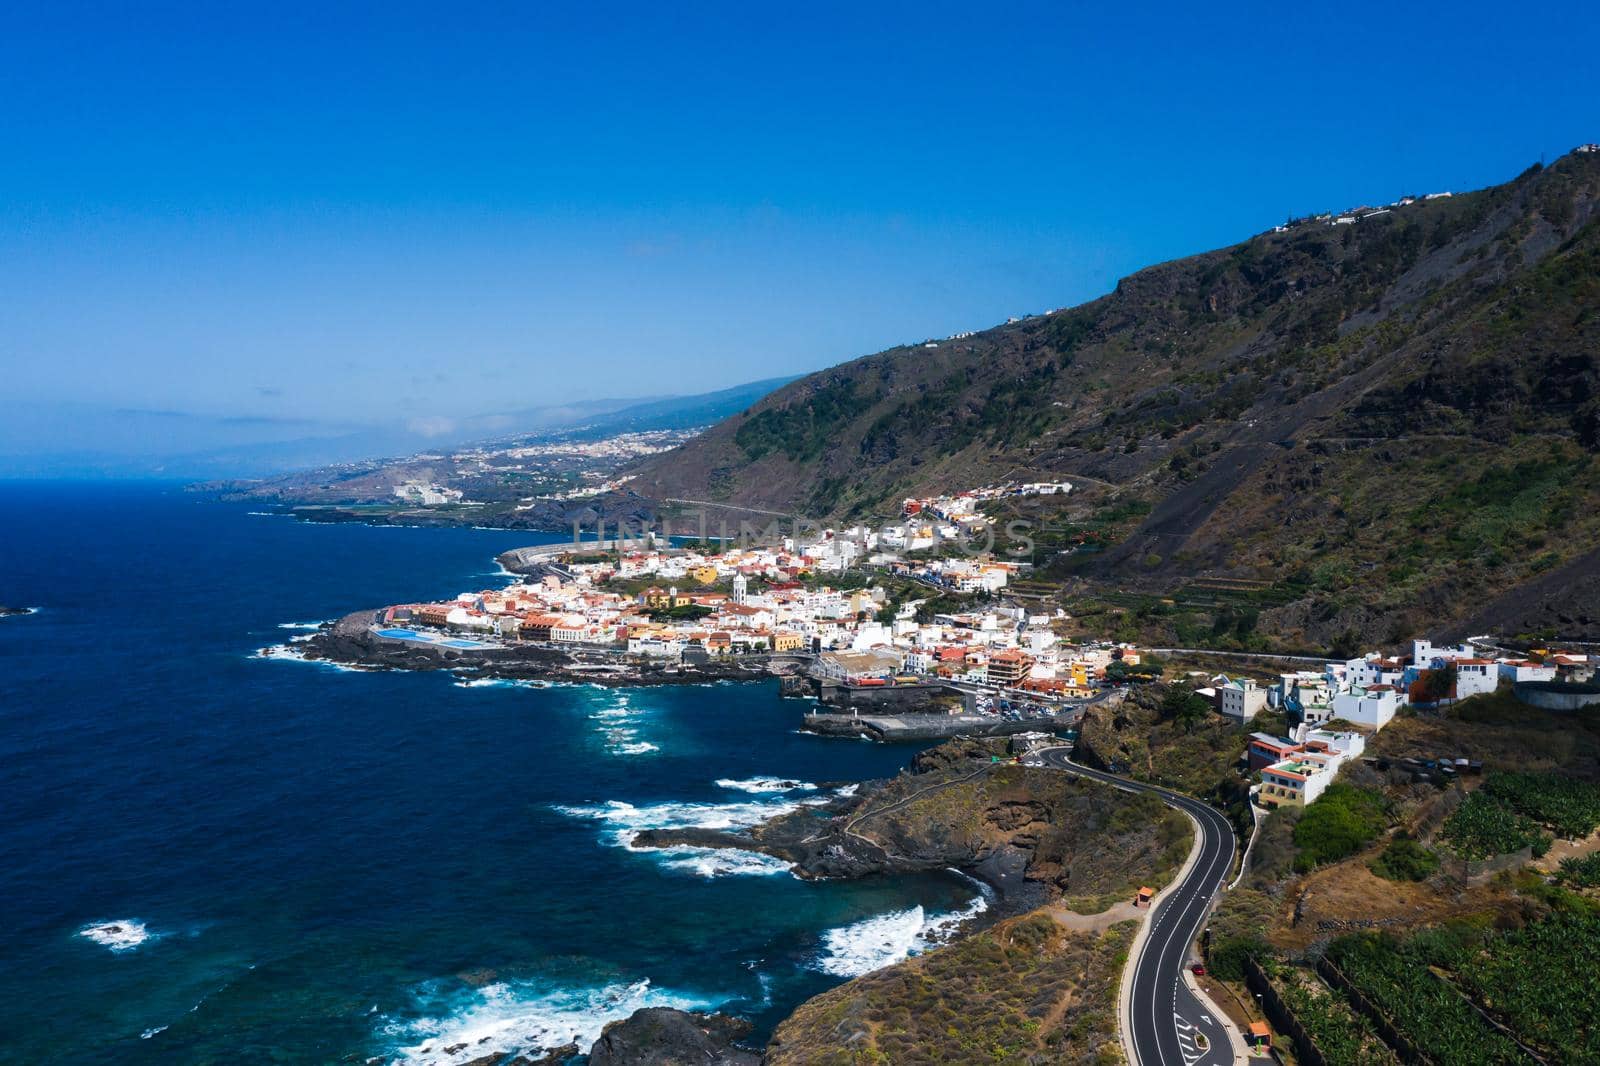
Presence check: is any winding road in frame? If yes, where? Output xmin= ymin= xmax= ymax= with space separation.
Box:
xmin=1026 ymin=747 xmax=1240 ymax=1066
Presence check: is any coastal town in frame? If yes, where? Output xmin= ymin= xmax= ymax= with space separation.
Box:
xmin=294 ymin=479 xmax=1600 ymax=797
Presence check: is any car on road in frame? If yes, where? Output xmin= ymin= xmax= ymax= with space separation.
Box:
xmin=1190 ymin=964 xmax=1207 ymax=976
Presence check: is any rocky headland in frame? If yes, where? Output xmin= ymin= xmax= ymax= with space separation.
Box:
xmin=291 ymin=610 xmax=789 ymax=688
xmin=635 ymin=736 xmax=1193 ymax=914
xmin=595 ymin=737 xmax=1194 ymax=1064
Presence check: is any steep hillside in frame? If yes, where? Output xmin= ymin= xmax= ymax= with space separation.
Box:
xmin=631 ymin=150 xmax=1600 ymax=645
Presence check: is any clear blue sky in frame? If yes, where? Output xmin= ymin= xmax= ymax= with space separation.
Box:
xmin=2 ymin=1 xmax=1597 ymax=467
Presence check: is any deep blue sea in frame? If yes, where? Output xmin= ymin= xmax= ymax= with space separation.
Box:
xmin=0 ymin=482 xmax=981 ymax=1064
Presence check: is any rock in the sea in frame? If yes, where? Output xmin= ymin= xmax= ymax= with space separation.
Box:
xmin=459 ymin=1044 xmax=579 ymax=1066
xmin=587 ymin=1008 xmax=759 ymax=1066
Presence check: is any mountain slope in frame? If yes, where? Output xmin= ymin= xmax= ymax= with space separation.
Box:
xmin=631 ymin=149 xmax=1600 ymax=646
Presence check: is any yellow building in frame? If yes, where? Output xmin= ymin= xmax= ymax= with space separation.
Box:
xmin=771 ymin=631 xmax=805 ymax=652
xmin=688 ymin=565 xmax=720 ymax=586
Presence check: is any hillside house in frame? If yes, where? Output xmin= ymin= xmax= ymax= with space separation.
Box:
xmin=1217 ymin=677 xmax=1267 ymax=723
xmin=1329 ymin=684 xmax=1404 ymax=730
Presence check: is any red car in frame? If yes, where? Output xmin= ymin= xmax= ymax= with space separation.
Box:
xmin=1191 ymin=964 xmax=1207 ymax=976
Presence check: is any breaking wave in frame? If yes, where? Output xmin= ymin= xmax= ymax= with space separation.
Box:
xmin=553 ymin=796 xmax=821 ymax=848
xmin=249 ymin=644 xmax=368 ymax=672
xmin=77 ymin=919 xmax=155 ymax=952
xmin=378 ymin=977 xmax=718 ymax=1065
xmin=812 ymin=895 xmax=990 ymax=977
xmin=714 ymin=776 xmax=818 ymax=794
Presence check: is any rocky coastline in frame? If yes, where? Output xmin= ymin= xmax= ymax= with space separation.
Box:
xmin=289 ymin=610 xmax=792 ymax=688
xmin=516 ymin=735 xmax=1188 ymax=1064
xmin=632 ymin=736 xmax=1121 ymax=916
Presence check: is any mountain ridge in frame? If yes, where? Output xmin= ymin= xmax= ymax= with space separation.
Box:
xmin=628 ymin=148 xmax=1600 ymax=647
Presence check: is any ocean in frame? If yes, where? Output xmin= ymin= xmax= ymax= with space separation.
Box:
xmin=0 ymin=482 xmax=982 ymax=1063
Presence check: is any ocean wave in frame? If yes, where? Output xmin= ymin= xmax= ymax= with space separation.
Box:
xmin=379 ymin=977 xmax=717 ymax=1065
xmin=655 ymin=846 xmax=794 ymax=877
xmin=276 ymin=621 xmax=325 ymax=631
xmin=140 ymin=1025 xmax=168 ymax=1039
xmin=554 ymin=796 xmax=823 ymax=849
xmin=714 ymin=776 xmax=818 ymax=794
xmin=451 ymin=677 xmax=549 ymax=690
xmin=581 ymin=692 xmax=664 ymax=755
xmin=249 ymin=644 xmax=369 ymax=672
xmin=77 ymin=919 xmax=155 ymax=952
xmin=811 ymin=895 xmax=989 ymax=977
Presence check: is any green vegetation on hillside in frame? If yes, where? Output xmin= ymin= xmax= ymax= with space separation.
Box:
xmin=1558 ymin=853 xmax=1600 ymax=887
xmin=1480 ymin=770 xmax=1600 ymax=839
xmin=1263 ymin=960 xmax=1399 ymax=1066
xmin=1324 ymin=932 xmax=1528 ymax=1064
xmin=1406 ymin=910 xmax=1600 ymax=1063
xmin=1440 ymin=791 xmax=1549 ymax=860
xmin=638 ymin=151 xmax=1600 ymax=649
xmin=1292 ymin=783 xmax=1390 ymax=872
xmin=1368 ymin=836 xmax=1441 ymax=882
xmin=1432 ymin=769 xmax=1600 ymax=863
xmin=734 ymin=377 xmax=877 ymax=463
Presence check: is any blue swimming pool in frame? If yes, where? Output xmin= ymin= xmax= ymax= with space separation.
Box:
xmin=375 ymin=627 xmax=492 ymax=650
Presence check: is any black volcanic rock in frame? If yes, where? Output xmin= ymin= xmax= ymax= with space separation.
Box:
xmin=586 ymin=1008 xmax=759 ymax=1066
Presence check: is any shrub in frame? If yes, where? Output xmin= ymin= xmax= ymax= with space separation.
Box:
xmin=1369 ymin=836 xmax=1440 ymax=882
xmin=1293 ymin=783 xmax=1389 ymax=871
xmin=1557 ymin=853 xmax=1600 ymax=888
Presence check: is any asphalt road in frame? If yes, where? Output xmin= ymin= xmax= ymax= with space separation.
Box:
xmin=1029 ymin=748 xmax=1239 ymax=1066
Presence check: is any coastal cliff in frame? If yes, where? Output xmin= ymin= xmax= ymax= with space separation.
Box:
xmin=615 ymin=738 xmax=1191 ymax=1063
xmin=637 ymin=737 xmax=1192 ymax=911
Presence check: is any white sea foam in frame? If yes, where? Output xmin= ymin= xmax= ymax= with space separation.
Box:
xmin=556 ymin=793 xmax=805 ymax=877
xmin=452 ymin=677 xmax=548 ymax=690
xmin=714 ymin=776 xmax=818 ymax=794
xmin=249 ymin=645 xmax=369 ymax=672
xmin=140 ymin=1025 xmax=168 ymax=1039
xmin=379 ymin=977 xmax=716 ymax=1065
xmin=554 ymin=796 xmax=823 ymax=849
xmin=581 ymin=692 xmax=664 ymax=755
xmin=655 ymin=846 xmax=794 ymax=877
xmin=812 ymin=895 xmax=990 ymax=977
xmin=276 ymin=621 xmax=325 ymax=631
xmin=77 ymin=919 xmax=155 ymax=952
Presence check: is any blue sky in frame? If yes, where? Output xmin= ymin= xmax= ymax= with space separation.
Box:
xmin=2 ymin=1 xmax=1598 ymax=469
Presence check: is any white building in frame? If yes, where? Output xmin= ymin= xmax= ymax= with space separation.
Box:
xmin=1329 ymin=684 xmax=1404 ymax=730
xmin=1498 ymin=660 xmax=1557 ymax=684
xmin=1453 ymin=658 xmax=1500 ymax=699
xmin=1218 ymin=677 xmax=1267 ymax=723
